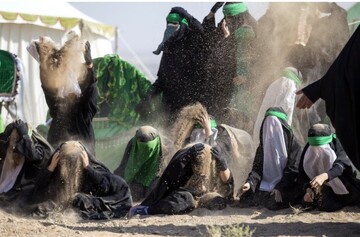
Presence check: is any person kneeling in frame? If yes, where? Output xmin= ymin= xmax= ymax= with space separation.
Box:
xmin=32 ymin=141 xmax=133 ymax=219
xmin=237 ymin=107 xmax=302 ymax=210
xmin=129 ymin=142 xmax=233 ymax=216
xmin=298 ymin=124 xmax=360 ymax=212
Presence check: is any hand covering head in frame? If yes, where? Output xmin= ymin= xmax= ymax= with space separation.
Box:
xmin=153 ymin=7 xmax=193 ymax=55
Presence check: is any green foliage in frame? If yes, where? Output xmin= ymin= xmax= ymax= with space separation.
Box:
xmin=204 ymin=224 xmax=256 ymax=237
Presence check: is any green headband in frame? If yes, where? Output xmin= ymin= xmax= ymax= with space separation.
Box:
xmin=223 ymin=3 xmax=248 ymax=17
xmin=137 ymin=135 xmax=160 ymax=147
xmin=308 ymin=134 xmax=336 ymax=146
xmin=265 ymin=110 xmax=288 ymax=122
xmin=194 ymin=119 xmax=217 ymax=129
xmin=166 ymin=13 xmax=189 ymax=26
xmin=282 ymin=69 xmax=302 ymax=86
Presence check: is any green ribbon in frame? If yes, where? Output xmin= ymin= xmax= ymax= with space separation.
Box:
xmin=166 ymin=13 xmax=188 ymax=26
xmin=265 ymin=110 xmax=288 ymax=122
xmin=282 ymin=68 xmax=302 ymax=86
xmin=194 ymin=119 xmax=217 ymax=129
xmin=308 ymin=134 xmax=336 ymax=146
xmin=223 ymin=3 xmax=248 ymax=17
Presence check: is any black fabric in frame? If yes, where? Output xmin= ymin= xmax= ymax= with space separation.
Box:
xmin=14 ymin=119 xmax=28 ymax=137
xmin=32 ymin=148 xmax=132 ymax=220
xmin=200 ymin=10 xmax=257 ymax=120
xmin=239 ymin=187 xmax=301 ymax=210
xmin=211 ymin=146 xmax=228 ymax=171
xmin=0 ymin=127 xmax=53 ymax=209
xmin=246 ymin=109 xmax=302 ymax=195
xmin=144 ymin=9 xmax=205 ymax=124
xmin=44 ymin=68 xmax=97 ymax=155
xmin=211 ymin=2 xmax=225 ymax=13
xmin=72 ymin=173 xmax=132 ymax=220
xmin=302 ymin=26 xmax=360 ymax=169
xmin=141 ymin=146 xmax=196 ymax=207
xmin=147 ymin=189 xmax=195 ymax=215
xmin=244 ymin=108 xmax=302 ymax=209
xmin=73 ymin=151 xmax=132 ymax=220
xmin=298 ymin=138 xmax=360 ymax=208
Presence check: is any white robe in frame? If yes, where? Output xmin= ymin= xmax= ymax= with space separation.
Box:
xmin=259 ymin=116 xmax=288 ymax=192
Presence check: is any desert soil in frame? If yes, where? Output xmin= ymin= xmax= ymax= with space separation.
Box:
xmin=1 ymin=204 xmax=360 ymax=237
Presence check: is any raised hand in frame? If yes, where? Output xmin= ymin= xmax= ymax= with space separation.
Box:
xmin=84 ymin=41 xmax=92 ymax=66
xmin=211 ymin=2 xmax=225 ymax=13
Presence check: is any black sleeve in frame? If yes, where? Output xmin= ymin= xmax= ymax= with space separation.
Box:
xmin=34 ymin=168 xmax=53 ymax=189
xmin=15 ymin=135 xmax=45 ymax=163
xmin=202 ymin=14 xmax=216 ymax=32
xmin=113 ymin=140 xmax=133 ymax=177
xmin=297 ymin=146 xmax=311 ymax=192
xmin=275 ymin=133 xmax=302 ymax=192
xmin=94 ymin=174 xmax=132 ymax=203
xmin=302 ymin=76 xmax=323 ymax=103
xmin=80 ymin=68 xmax=98 ymax=124
xmin=43 ymin=87 xmax=57 ymax=119
xmin=80 ymin=67 xmax=96 ymax=92
xmin=246 ymin=145 xmax=263 ymax=192
xmin=327 ymin=139 xmax=349 ymax=180
xmin=85 ymin=165 xmax=106 ymax=186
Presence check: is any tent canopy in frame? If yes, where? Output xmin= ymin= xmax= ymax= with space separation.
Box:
xmin=0 ymin=2 xmax=115 ymax=39
xmin=0 ymin=2 xmax=117 ymax=127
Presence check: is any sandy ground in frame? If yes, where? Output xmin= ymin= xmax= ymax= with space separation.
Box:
xmin=1 ymin=205 xmax=360 ymax=237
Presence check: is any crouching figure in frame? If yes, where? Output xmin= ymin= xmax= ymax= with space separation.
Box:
xmin=32 ymin=141 xmax=133 ymax=220
xmin=298 ymin=124 xmax=360 ymax=212
xmin=128 ymin=142 xmax=232 ymax=216
xmin=0 ymin=120 xmax=53 ymax=212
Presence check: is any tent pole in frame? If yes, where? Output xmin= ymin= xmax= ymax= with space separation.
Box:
xmin=114 ymin=27 xmax=119 ymax=54
xmin=79 ymin=19 xmax=84 ymax=36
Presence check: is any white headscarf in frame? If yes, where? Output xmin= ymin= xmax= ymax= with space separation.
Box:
xmin=303 ymin=144 xmax=349 ymax=195
xmin=253 ymin=67 xmax=302 ymax=148
xmin=0 ymin=150 xmax=25 ymax=193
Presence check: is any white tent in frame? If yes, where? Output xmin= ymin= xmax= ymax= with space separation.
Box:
xmin=0 ymin=1 xmax=116 ymax=127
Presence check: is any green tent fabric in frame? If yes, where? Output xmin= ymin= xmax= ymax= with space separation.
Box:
xmin=93 ymin=54 xmax=153 ymax=127
xmin=0 ymin=50 xmax=16 ymax=97
xmin=92 ymin=55 xmax=154 ymax=170
xmin=347 ymin=3 xmax=360 ymax=34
